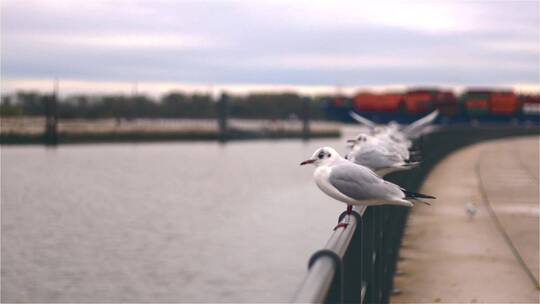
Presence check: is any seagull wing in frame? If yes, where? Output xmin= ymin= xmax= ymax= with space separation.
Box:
xmin=349 ymin=147 xmax=403 ymax=171
xmin=328 ymin=162 xmax=404 ymax=201
xmin=402 ymin=110 xmax=439 ymax=139
xmin=349 ymin=111 xmax=377 ymax=129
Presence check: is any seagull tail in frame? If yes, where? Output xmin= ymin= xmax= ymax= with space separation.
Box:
xmin=376 ymin=162 xmax=421 ymax=177
xmin=403 ymin=189 xmax=436 ymax=200
xmin=395 ymin=199 xmax=414 ymax=207
xmin=403 ymin=161 xmax=420 ymax=169
xmin=413 ymin=199 xmax=432 ymax=206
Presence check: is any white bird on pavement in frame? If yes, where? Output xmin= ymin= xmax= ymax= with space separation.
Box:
xmin=465 ymin=202 xmax=477 ymax=219
xmin=300 ymin=147 xmax=435 ymax=229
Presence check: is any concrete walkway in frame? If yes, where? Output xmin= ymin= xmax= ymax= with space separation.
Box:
xmin=391 ymin=136 xmax=539 ymax=303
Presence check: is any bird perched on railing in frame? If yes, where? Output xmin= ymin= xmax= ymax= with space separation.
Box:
xmin=346 ymin=133 xmax=410 ymax=160
xmin=345 ymin=136 xmax=419 ymax=177
xmin=349 ymin=110 xmax=439 ymax=140
xmin=300 ymin=147 xmax=435 ymax=230
xmin=344 ymin=110 xmax=439 ymax=177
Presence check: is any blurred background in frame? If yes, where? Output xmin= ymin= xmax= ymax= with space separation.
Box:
xmin=1 ymin=0 xmax=539 ymax=303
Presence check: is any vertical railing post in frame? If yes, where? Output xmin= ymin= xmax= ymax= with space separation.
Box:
xmin=342 ymin=212 xmax=364 ymax=303
xmin=369 ymin=206 xmax=382 ymax=303
xmin=44 ymin=79 xmax=58 ymax=145
xmin=217 ymin=93 xmax=229 ymax=142
xmin=376 ymin=206 xmax=391 ymax=303
xmin=302 ymin=97 xmax=310 ymax=140
xmin=363 ymin=207 xmax=375 ymax=303
xmin=381 ymin=206 xmax=399 ymax=304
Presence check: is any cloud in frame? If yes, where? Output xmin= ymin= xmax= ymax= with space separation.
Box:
xmin=273 ymin=1 xmax=467 ymax=33
xmin=1 ymin=0 xmax=538 ymax=93
xmin=9 ymin=32 xmax=220 ymax=50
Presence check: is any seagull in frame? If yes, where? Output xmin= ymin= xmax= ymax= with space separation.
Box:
xmin=345 ymin=144 xmax=419 ymax=177
xmin=465 ymin=202 xmax=477 ymax=219
xmin=349 ymin=112 xmax=411 ymax=146
xmin=349 ymin=111 xmax=377 ymax=129
xmin=300 ymin=147 xmax=435 ymax=230
xmin=401 ymin=110 xmax=439 ymax=139
xmin=349 ymin=110 xmax=439 ymax=141
xmin=347 ymin=134 xmax=410 ymax=161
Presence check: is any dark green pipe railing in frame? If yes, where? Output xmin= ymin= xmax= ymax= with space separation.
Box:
xmin=293 ymin=125 xmax=539 ymax=304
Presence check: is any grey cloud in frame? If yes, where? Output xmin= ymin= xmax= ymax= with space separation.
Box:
xmin=1 ymin=0 xmax=538 ymax=87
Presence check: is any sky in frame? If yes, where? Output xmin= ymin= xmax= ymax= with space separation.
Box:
xmin=1 ymin=0 xmax=539 ymax=96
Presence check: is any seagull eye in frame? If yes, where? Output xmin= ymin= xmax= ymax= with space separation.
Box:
xmin=328 ymin=153 xmax=332 ymax=157
xmin=318 ymin=152 xmax=324 ymax=159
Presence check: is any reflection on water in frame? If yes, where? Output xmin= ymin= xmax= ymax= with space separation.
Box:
xmin=1 ymin=138 xmax=353 ymax=302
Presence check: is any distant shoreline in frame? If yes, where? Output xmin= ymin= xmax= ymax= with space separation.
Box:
xmin=0 ymin=117 xmax=341 ymax=145
xmin=0 ymin=129 xmax=341 ymax=145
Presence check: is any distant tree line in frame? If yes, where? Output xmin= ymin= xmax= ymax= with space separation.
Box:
xmin=0 ymin=91 xmax=330 ymax=120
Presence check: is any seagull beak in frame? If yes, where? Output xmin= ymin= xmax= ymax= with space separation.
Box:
xmin=300 ymin=159 xmax=315 ymax=166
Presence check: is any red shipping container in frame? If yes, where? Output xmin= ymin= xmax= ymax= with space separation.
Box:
xmin=520 ymin=95 xmax=540 ymax=114
xmin=353 ymin=93 xmax=378 ymax=112
xmin=466 ymin=99 xmax=489 ymax=110
xmin=434 ymin=91 xmax=459 ymax=116
xmin=404 ymin=91 xmax=434 ymax=114
xmin=353 ymin=93 xmax=403 ymax=113
xmin=489 ymin=92 xmax=519 ymax=115
xmin=377 ymin=93 xmax=403 ymax=112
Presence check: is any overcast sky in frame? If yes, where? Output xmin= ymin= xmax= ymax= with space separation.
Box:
xmin=1 ymin=0 xmax=539 ymax=96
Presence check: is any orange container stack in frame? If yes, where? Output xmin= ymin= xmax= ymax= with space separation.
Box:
xmin=489 ymin=92 xmax=520 ymax=115
xmin=404 ymin=90 xmax=435 ymax=114
xmin=353 ymin=92 xmax=404 ymax=113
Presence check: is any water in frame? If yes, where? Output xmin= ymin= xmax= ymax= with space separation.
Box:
xmin=1 ymin=137 xmax=352 ymax=302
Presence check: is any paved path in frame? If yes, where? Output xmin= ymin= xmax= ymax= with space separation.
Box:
xmin=392 ymin=136 xmax=539 ymax=303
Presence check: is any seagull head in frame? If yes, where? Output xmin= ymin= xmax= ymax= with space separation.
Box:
xmin=346 ymin=134 xmax=369 ymax=145
xmin=300 ymin=147 xmax=340 ymax=166
xmin=371 ymin=126 xmax=389 ymax=135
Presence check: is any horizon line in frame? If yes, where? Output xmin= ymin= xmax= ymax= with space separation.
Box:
xmin=2 ymin=78 xmax=539 ymax=98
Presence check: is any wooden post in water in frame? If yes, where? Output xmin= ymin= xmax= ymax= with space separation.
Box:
xmin=44 ymin=79 xmax=59 ymax=145
xmin=302 ymin=97 xmax=311 ymax=140
xmin=218 ymin=93 xmax=229 ymax=142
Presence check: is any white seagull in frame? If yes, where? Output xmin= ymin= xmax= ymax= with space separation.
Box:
xmin=301 ymin=147 xmax=435 ymax=229
xmin=401 ymin=110 xmax=439 ymax=139
xmin=349 ymin=110 xmax=439 ymax=141
xmin=347 ymin=133 xmax=410 ymax=161
xmin=345 ymin=144 xmax=419 ymax=177
xmin=465 ymin=202 xmax=477 ymax=219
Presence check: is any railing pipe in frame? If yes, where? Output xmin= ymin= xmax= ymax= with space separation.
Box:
xmin=293 ymin=207 xmax=366 ymax=303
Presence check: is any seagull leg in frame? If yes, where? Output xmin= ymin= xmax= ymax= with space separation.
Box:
xmin=333 ymin=205 xmax=353 ymax=230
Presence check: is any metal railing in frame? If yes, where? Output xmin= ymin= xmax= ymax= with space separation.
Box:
xmin=293 ymin=205 xmax=409 ymax=304
xmin=293 ymin=126 xmax=540 ymax=304
xmin=294 ymin=206 xmax=364 ymax=303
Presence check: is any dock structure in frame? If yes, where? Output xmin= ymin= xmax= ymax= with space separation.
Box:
xmin=293 ymin=127 xmax=539 ymax=304
xmin=302 ymin=97 xmax=311 ymax=140
xmin=44 ymin=79 xmax=58 ymax=145
xmin=217 ymin=93 xmax=229 ymax=142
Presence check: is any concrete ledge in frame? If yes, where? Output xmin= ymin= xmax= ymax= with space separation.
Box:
xmin=391 ymin=136 xmax=539 ymax=303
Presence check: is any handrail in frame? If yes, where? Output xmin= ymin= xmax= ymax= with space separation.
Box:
xmin=292 ymin=127 xmax=540 ymax=304
xmin=293 ymin=207 xmax=366 ymax=303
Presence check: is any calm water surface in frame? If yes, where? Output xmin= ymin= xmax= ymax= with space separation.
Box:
xmin=2 ymin=137 xmax=353 ymax=302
